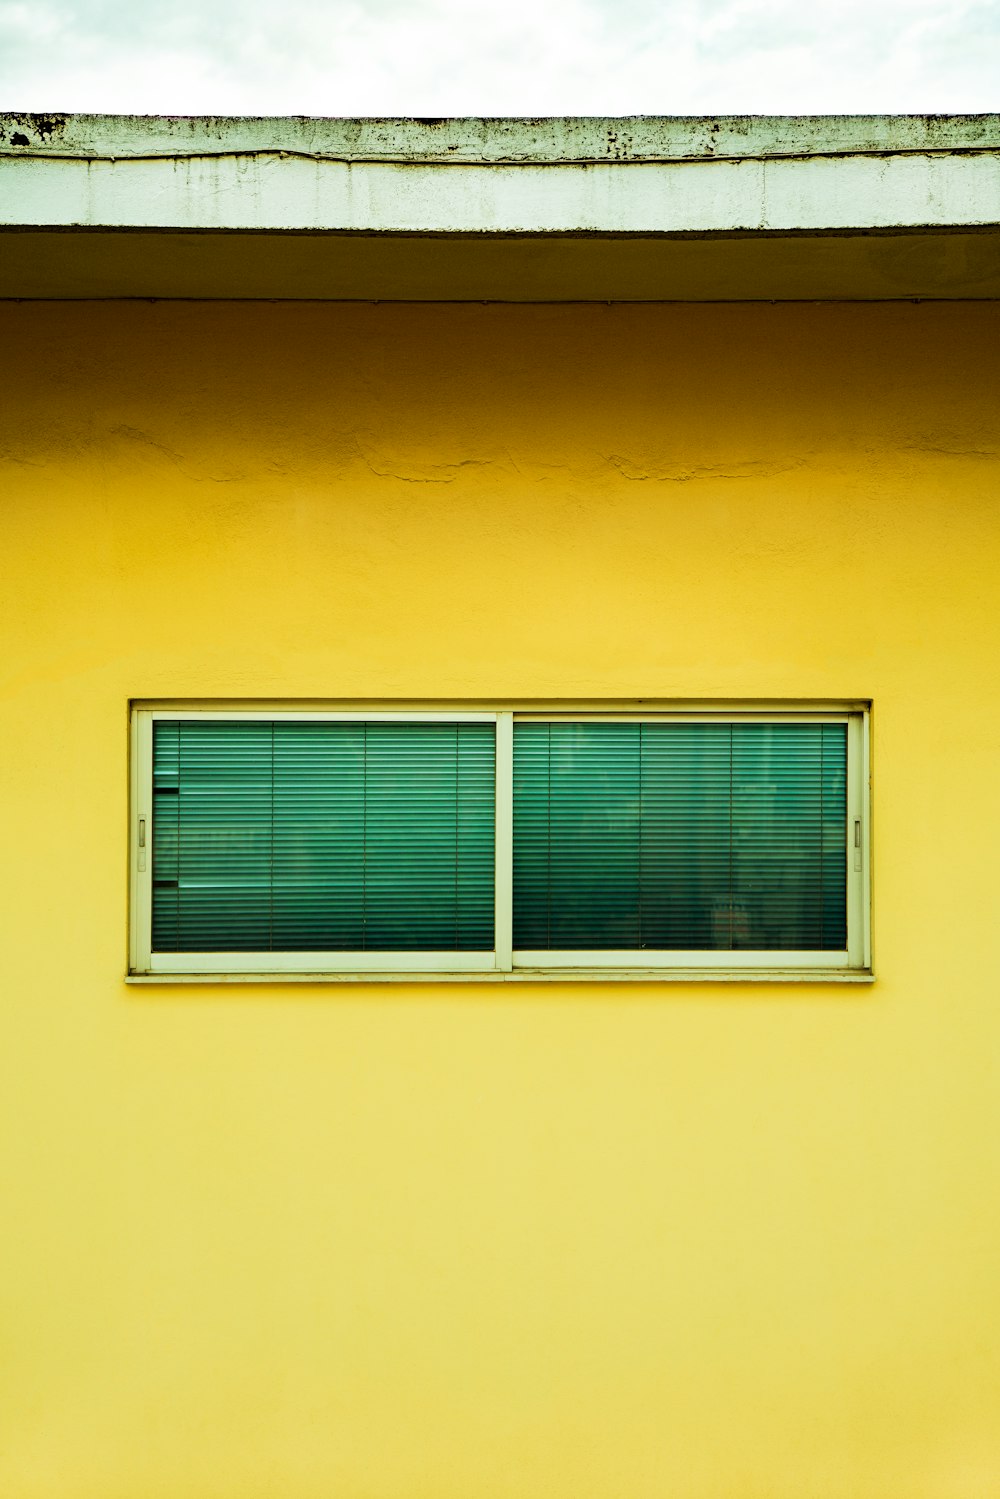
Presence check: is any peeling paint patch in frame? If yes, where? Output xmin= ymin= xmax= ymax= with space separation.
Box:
xmin=2 ymin=113 xmax=66 ymax=147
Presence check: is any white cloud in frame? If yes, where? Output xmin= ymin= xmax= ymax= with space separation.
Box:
xmin=0 ymin=0 xmax=998 ymax=115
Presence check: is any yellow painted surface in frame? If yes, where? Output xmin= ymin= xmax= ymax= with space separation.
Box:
xmin=2 ymin=301 xmax=1000 ymax=1499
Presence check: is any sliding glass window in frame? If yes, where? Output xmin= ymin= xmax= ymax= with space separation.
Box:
xmin=131 ymin=707 xmax=869 ymax=977
xmin=512 ymin=721 xmax=856 ymax=965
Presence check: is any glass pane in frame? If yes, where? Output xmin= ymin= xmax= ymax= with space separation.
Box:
xmin=512 ymin=721 xmax=848 ymax=952
xmin=152 ymin=720 xmax=495 ymax=953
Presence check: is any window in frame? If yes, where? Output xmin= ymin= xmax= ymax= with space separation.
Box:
xmin=130 ymin=705 xmax=871 ymax=980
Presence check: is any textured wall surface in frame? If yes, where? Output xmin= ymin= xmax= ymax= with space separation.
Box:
xmin=2 ymin=301 xmax=999 ymax=1499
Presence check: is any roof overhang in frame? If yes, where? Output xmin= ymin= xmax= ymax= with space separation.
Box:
xmin=2 ymin=113 xmax=1000 ymax=300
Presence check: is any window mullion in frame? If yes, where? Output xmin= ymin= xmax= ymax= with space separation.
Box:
xmin=494 ymin=712 xmax=513 ymax=970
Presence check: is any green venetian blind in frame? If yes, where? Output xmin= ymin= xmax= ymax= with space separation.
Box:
xmin=513 ymin=722 xmax=847 ymax=951
xmin=152 ymin=721 xmax=495 ymax=952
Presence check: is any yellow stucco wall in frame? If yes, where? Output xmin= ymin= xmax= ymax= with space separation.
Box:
xmin=2 ymin=300 xmax=999 ymax=1499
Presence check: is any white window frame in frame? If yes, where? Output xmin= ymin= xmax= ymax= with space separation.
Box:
xmin=129 ymin=702 xmax=871 ymax=982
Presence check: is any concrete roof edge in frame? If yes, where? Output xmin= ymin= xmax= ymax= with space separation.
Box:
xmin=4 ymin=112 xmax=1000 ymax=163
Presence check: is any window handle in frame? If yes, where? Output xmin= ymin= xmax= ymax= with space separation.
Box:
xmin=853 ymin=818 xmax=862 ymax=872
xmin=138 ymin=816 xmax=147 ymax=873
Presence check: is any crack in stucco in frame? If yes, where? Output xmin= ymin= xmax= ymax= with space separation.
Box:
xmin=354 ymin=435 xmax=492 ymax=483
xmin=111 ymin=424 xmax=247 ymax=482
xmin=899 ymin=442 xmax=1000 ymax=459
xmin=607 ymin=453 xmax=806 ymax=481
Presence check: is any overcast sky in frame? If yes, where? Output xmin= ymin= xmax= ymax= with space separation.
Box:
xmin=1 ymin=0 xmax=998 ymax=117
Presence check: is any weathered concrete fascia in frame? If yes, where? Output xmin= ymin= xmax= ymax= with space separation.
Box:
xmin=3 ymin=153 xmax=1000 ymax=234
xmin=3 ymin=112 xmax=1000 ymax=165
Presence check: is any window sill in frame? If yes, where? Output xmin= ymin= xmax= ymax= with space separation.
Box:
xmin=127 ymin=968 xmax=875 ymax=985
